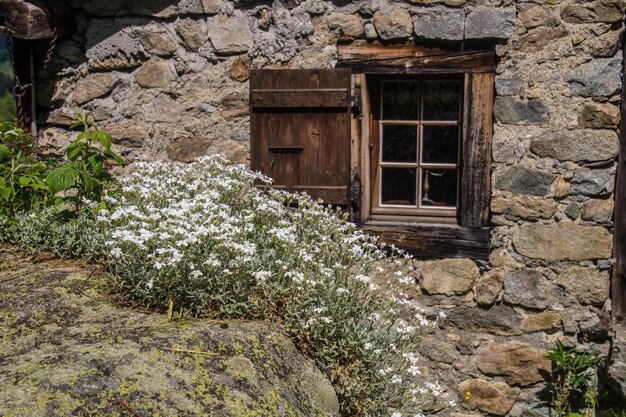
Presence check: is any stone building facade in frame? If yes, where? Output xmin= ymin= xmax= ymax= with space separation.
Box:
xmin=9 ymin=0 xmax=626 ymax=414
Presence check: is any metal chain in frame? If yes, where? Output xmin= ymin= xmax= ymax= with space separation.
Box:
xmin=7 ymin=28 xmax=58 ymax=131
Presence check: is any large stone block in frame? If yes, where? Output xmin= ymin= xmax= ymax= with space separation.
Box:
xmin=135 ymin=59 xmax=172 ymax=89
xmin=555 ymin=267 xmax=609 ymax=306
xmin=420 ymin=258 xmax=479 ymax=296
xmin=579 ymin=103 xmax=620 ymax=129
xmin=512 ymin=223 xmax=612 ymax=261
xmin=207 ymin=15 xmax=253 ymax=54
xmin=521 ymin=311 xmax=562 ymax=334
xmin=475 ymin=342 xmax=551 ymax=386
xmin=562 ymin=0 xmax=626 ymax=23
xmin=494 ymin=166 xmax=555 ymax=196
xmin=464 ymin=7 xmax=515 ymax=40
xmin=491 ymin=195 xmax=558 ymax=220
xmin=175 ymin=18 xmax=207 ymax=51
xmin=494 ymin=97 xmax=549 ymax=125
xmin=475 ymin=268 xmax=504 ymax=307
xmin=519 ymin=7 xmax=558 ymax=28
xmin=326 ymin=13 xmax=364 ymax=38
xmin=567 ymin=55 xmax=622 ymax=97
xmin=413 ymin=9 xmax=464 ymax=41
xmin=446 ymin=305 xmax=522 ymax=335
xmin=571 ymin=167 xmax=615 ymax=196
xmin=503 ymin=270 xmax=548 ymax=310
xmin=373 ymin=8 xmax=413 ymax=41
xmin=137 ymin=30 xmax=177 ymax=56
xmin=166 ymin=136 xmax=213 ymax=163
xmin=73 ymin=73 xmax=117 ymax=105
xmin=517 ymin=26 xmax=569 ymax=52
xmin=581 ymin=198 xmax=614 ymax=223
xmin=529 ymin=129 xmax=618 ymax=162
xmin=495 ymin=75 xmax=523 ymax=96
xmin=457 ymin=379 xmax=519 ymax=415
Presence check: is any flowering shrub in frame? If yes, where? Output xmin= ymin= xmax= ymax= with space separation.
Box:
xmin=99 ymin=155 xmax=447 ymax=416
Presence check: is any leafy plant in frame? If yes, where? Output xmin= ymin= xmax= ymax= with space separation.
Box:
xmin=546 ymin=340 xmax=601 ymax=417
xmin=46 ymin=112 xmax=125 ymax=208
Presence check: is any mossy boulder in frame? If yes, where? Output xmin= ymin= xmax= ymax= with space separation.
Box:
xmin=0 ymin=246 xmax=339 ymax=417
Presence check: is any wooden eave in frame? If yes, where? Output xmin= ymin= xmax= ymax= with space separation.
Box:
xmin=0 ymin=0 xmax=73 ymax=40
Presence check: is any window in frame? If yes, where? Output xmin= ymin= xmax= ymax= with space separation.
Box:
xmin=372 ymin=77 xmax=463 ymax=223
xmin=249 ymin=41 xmax=495 ymax=259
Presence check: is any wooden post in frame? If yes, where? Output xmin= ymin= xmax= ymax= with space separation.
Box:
xmin=612 ymin=38 xmax=626 ymax=327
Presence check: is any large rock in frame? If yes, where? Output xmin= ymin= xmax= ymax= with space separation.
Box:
xmin=529 ymin=129 xmax=618 ymax=162
xmin=495 ymin=75 xmax=523 ymax=96
xmin=571 ymin=167 xmax=615 ymax=196
xmin=522 ymin=311 xmax=562 ymax=334
xmin=73 ymin=73 xmax=117 ymax=104
xmin=555 ymin=266 xmax=609 ymax=306
xmin=579 ymin=103 xmax=620 ymax=129
xmin=137 ymin=30 xmax=177 ymax=56
xmin=464 ymin=7 xmax=515 ymax=40
xmin=0 ymin=248 xmax=339 ymax=417
xmin=446 ymin=305 xmax=522 ymax=335
xmin=413 ymin=9 xmax=464 ymax=41
xmin=602 ymin=330 xmax=626 ymax=402
xmin=135 ymin=59 xmax=172 ymax=88
xmin=519 ymin=7 xmax=558 ymax=28
xmin=105 ymin=121 xmax=151 ymax=148
xmin=512 ymin=223 xmax=612 ymax=261
xmin=494 ymin=97 xmax=549 ymax=125
xmin=420 ymin=259 xmax=479 ymax=296
xmin=207 ymin=15 xmax=254 ymax=54
xmin=175 ymin=18 xmax=207 ymax=50
xmin=167 ymin=136 xmax=214 ymax=163
xmin=178 ymin=0 xmax=221 ymax=15
xmin=373 ymin=8 xmax=413 ymax=40
xmin=494 ymin=166 xmax=555 ymax=196
xmin=457 ymin=379 xmax=519 ymax=415
xmin=567 ymin=55 xmax=622 ymax=97
xmin=562 ymin=0 xmax=626 ymax=23
xmin=475 ymin=268 xmax=504 ymax=307
xmin=517 ymin=26 xmax=568 ymax=52
xmin=326 ymin=13 xmax=364 ymax=38
xmin=491 ymin=195 xmax=558 ymax=219
xmin=503 ymin=270 xmax=548 ymax=310
xmin=581 ymin=198 xmax=614 ymax=223
xmin=85 ymin=19 xmax=148 ymax=70
xmin=475 ymin=342 xmax=551 ymax=386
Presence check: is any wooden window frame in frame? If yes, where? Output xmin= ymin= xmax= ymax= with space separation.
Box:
xmin=339 ymin=41 xmax=495 ymax=259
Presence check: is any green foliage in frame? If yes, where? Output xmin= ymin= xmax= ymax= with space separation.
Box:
xmin=546 ymin=340 xmax=601 ymax=417
xmin=46 ymin=112 xmax=125 ymax=208
xmin=0 ymin=91 xmax=16 ymax=123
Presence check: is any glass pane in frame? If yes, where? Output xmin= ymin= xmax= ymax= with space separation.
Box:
xmin=382 ymin=82 xmax=419 ymax=120
xmin=420 ymin=169 xmax=457 ymax=207
xmin=422 ymin=80 xmax=461 ymax=121
xmin=381 ymin=168 xmax=416 ymax=206
xmin=382 ymin=125 xmax=417 ymax=162
xmin=422 ymin=125 xmax=459 ymax=164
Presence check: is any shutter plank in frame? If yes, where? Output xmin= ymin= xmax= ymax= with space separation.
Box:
xmin=250 ymin=69 xmax=352 ymax=206
xmin=460 ymin=72 xmax=494 ymax=228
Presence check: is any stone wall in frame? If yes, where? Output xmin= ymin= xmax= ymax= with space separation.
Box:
xmin=34 ymin=0 xmax=625 ymax=415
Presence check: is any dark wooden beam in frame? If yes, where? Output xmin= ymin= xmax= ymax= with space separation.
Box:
xmin=0 ymin=0 xmax=73 ymax=40
xmin=612 ymin=38 xmax=626 ymax=328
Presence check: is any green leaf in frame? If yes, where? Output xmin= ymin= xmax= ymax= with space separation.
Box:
xmin=0 ymin=144 xmax=10 ymax=162
xmin=92 ymin=130 xmax=112 ymax=150
xmin=46 ymin=165 xmax=80 ymax=194
xmin=18 ymin=176 xmax=31 ymax=186
xmin=88 ymin=154 xmax=104 ymax=176
xmin=80 ymin=169 xmax=95 ymax=193
xmin=66 ymin=141 xmax=85 ymax=160
xmin=104 ymin=149 xmax=126 ymax=165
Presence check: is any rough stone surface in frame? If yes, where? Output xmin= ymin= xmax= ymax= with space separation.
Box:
xmin=494 ymin=167 xmax=555 ymax=196
xmin=228 ymin=56 xmax=250 ymax=82
xmin=491 ymin=195 xmax=558 ymax=219
xmin=571 ymin=167 xmax=615 ymax=196
xmin=567 ymin=55 xmax=622 ymax=97
xmin=413 ymin=9 xmax=464 ymax=41
xmin=135 ymin=59 xmax=172 ymax=88
xmin=475 ymin=342 xmax=551 ymax=386
xmin=555 ymin=266 xmax=610 ymax=306
xmin=521 ymin=311 xmax=562 ymax=334
xmin=420 ymin=259 xmax=479 ymax=296
xmin=420 ymin=337 xmax=458 ymax=364
xmin=495 ymin=75 xmax=523 ymax=96
xmin=105 ymin=121 xmax=151 ymax=148
xmin=503 ymin=270 xmax=548 ymax=310
xmin=446 ymin=305 xmax=522 ymax=336
xmin=73 ymin=73 xmax=117 ymax=105
xmin=457 ymin=379 xmax=520 ymax=415
xmin=562 ymin=0 xmax=626 ymax=23
xmin=579 ymin=103 xmax=620 ymax=129
xmin=519 ymin=7 xmax=558 ymax=28
xmin=137 ymin=30 xmax=177 ymax=56
xmin=373 ymin=9 xmax=413 ymax=40
xmin=494 ymin=97 xmax=549 ymax=125
xmin=464 ymin=7 xmax=515 ymax=39
xmin=166 ymin=136 xmax=214 ymax=163
xmin=475 ymin=268 xmax=504 ymax=307
xmin=529 ymin=129 xmax=618 ymax=162
xmin=581 ymin=199 xmax=614 ymax=223
xmin=517 ymin=26 xmax=569 ymax=52
xmin=175 ymin=18 xmax=207 ymax=50
xmin=512 ymin=223 xmax=612 ymax=261
xmin=207 ymin=15 xmax=253 ymax=54
xmin=326 ymin=13 xmax=364 ymax=38
xmin=0 ymin=248 xmax=339 ymax=417
xmin=603 ymin=330 xmax=626 ymax=402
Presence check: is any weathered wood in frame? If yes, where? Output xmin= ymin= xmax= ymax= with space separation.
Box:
xmin=460 ymin=72 xmax=494 ymax=228
xmin=612 ymin=44 xmax=626 ymax=327
xmin=337 ymin=40 xmax=496 ymax=73
xmin=251 ymin=89 xmax=349 ymax=108
xmin=359 ymin=222 xmax=490 ymax=259
xmin=0 ymin=0 xmax=74 ymax=39
xmin=250 ymin=69 xmax=352 ymax=207
xmin=12 ymin=38 xmax=33 ymax=131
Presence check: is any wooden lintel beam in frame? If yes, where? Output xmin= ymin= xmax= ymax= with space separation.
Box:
xmin=0 ymin=0 xmax=73 ymax=40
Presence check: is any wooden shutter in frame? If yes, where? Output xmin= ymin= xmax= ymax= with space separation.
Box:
xmin=250 ymin=69 xmax=352 ymax=205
